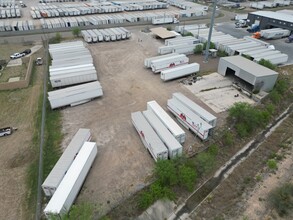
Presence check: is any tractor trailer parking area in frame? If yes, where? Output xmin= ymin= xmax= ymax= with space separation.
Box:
xmin=58 ymin=28 xmax=221 ymax=215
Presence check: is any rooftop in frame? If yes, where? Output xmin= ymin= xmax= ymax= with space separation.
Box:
xmin=220 ymin=56 xmax=278 ymax=77
xmin=249 ymin=11 xmax=293 ymax=23
xmin=150 ymin=27 xmax=176 ymax=39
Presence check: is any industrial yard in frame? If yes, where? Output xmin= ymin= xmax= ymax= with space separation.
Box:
xmin=0 ymin=0 xmax=293 ymax=219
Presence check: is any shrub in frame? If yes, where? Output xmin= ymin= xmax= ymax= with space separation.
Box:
xmin=72 ymin=27 xmax=81 ymax=37
xmin=194 ymin=44 xmax=203 ymax=54
xmin=222 ymin=130 xmax=234 ymax=146
xmin=217 ymin=49 xmax=228 ymax=57
xmin=269 ymin=183 xmax=293 ymax=217
xmin=242 ymin=54 xmax=253 ymax=60
xmin=269 ymin=90 xmax=282 ymax=104
xmin=203 ymin=41 xmax=216 ymax=50
xmin=274 ymin=79 xmax=289 ymax=95
xmin=178 ymin=165 xmax=197 ymax=191
xmin=195 ymin=152 xmax=215 ymax=175
xmin=208 ymin=144 xmax=219 ymax=156
xmin=183 ymin=32 xmax=193 ymax=36
xmin=155 ymin=160 xmax=178 ymax=186
xmin=267 ymin=159 xmax=277 ymax=170
xmin=258 ymin=59 xmax=277 ymax=70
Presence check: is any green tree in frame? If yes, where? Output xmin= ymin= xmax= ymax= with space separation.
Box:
xmin=269 ymin=183 xmax=293 ymax=217
xmin=178 ymin=165 xmax=197 ymax=191
xmin=203 ymin=41 xmax=215 ymax=50
xmin=72 ymin=27 xmax=81 ymax=37
xmin=55 ymin=32 xmax=62 ymax=43
xmin=195 ymin=152 xmax=215 ymax=175
xmin=155 ymin=160 xmax=178 ymax=186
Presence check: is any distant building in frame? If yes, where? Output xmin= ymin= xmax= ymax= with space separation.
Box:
xmin=218 ymin=56 xmax=278 ymax=92
xmin=247 ymin=11 xmax=293 ymax=31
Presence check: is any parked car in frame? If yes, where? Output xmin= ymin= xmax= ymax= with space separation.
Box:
xmin=10 ymin=53 xmax=25 ymax=59
xmin=21 ymin=49 xmax=31 ymax=55
xmin=0 ymin=127 xmax=13 ymax=137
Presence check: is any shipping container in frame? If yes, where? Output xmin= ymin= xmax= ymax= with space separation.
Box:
xmin=92 ymin=29 xmax=104 ymax=42
xmin=44 ymin=142 xmax=97 ymax=217
xmin=150 ymin=54 xmax=189 ymax=73
xmin=119 ymin=27 xmax=131 ymax=38
xmin=99 ymin=29 xmax=111 ymax=41
xmin=160 ymin=63 xmax=200 ymax=81
xmin=143 ymin=110 xmax=183 ymax=159
xmin=254 ymin=53 xmax=288 ymax=65
xmin=42 ymin=128 xmax=91 ymax=197
xmin=167 ymin=98 xmax=212 ymax=140
xmin=81 ymin=30 xmax=92 ymax=43
xmin=87 ymin=30 xmax=98 ymax=43
xmin=172 ymin=92 xmax=217 ymax=127
xmin=131 ymin=111 xmax=168 ymax=161
xmin=109 ymin=28 xmax=122 ymax=40
xmin=147 ymin=100 xmax=185 ymax=144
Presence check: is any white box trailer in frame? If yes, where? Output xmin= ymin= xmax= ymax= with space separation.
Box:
xmin=104 ymin=29 xmax=116 ymax=41
xmin=44 ymin=142 xmax=97 ymax=217
xmin=144 ymin=53 xmax=179 ymax=68
xmin=50 ymin=66 xmax=96 ymax=76
xmin=234 ymin=14 xmax=248 ymax=21
xmin=42 ymin=128 xmax=91 ymax=197
xmin=235 ymin=45 xmax=267 ymax=55
xmin=161 ymin=63 xmax=200 ymax=81
xmin=99 ymin=29 xmax=111 ymax=41
xmin=167 ymin=98 xmax=212 ymax=140
xmin=243 ymin=36 xmax=270 ymax=47
xmin=165 ymin=36 xmax=195 ymax=45
xmin=119 ymin=27 xmax=131 ymax=38
xmin=166 ymin=38 xmax=199 ymax=46
xmin=217 ymin=39 xmax=247 ymax=50
xmin=254 ymin=53 xmax=288 ymax=65
xmin=131 ymin=111 xmax=168 ymax=161
xmin=260 ymin=29 xmax=291 ymax=40
xmin=115 ymin=27 xmax=127 ymax=39
xmin=172 ymin=92 xmax=217 ymax=127
xmin=150 ymin=54 xmax=189 ymax=73
xmin=92 ymin=29 xmax=104 ymax=42
xmin=86 ymin=30 xmax=98 ymax=42
xmin=147 ymin=100 xmax=185 ymax=144
xmin=81 ymin=30 xmax=92 ymax=43
xmin=50 ymin=70 xmax=98 ymax=88
xmin=48 ymin=81 xmax=103 ymax=109
xmin=158 ymin=42 xmax=201 ymax=55
xmin=143 ymin=110 xmax=183 ymax=159
xmin=109 ymin=28 xmax=122 ymax=40
xmin=50 ymin=64 xmax=94 ymax=73
xmin=244 ymin=48 xmax=275 ymax=57
xmin=252 ymin=50 xmax=281 ymax=60
xmin=225 ymin=42 xmax=260 ymax=55
xmin=152 ymin=17 xmax=174 ymax=25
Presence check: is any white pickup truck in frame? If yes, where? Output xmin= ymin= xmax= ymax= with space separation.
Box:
xmin=0 ymin=127 xmax=13 ymax=137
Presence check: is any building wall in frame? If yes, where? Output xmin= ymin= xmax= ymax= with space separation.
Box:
xmin=218 ymin=58 xmax=278 ymax=92
xmin=247 ymin=13 xmax=293 ymax=31
xmin=255 ymin=74 xmax=278 ymax=92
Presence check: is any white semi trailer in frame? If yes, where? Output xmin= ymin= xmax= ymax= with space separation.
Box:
xmin=147 ymin=100 xmax=185 ymax=144
xmin=160 ymin=63 xmax=200 ymax=81
xmin=172 ymin=92 xmax=217 ymax=128
xmin=143 ymin=110 xmax=183 ymax=159
xmin=42 ymin=128 xmax=91 ymax=197
xmin=144 ymin=53 xmax=179 ymax=68
xmin=44 ymin=142 xmax=97 ymax=217
xmin=167 ymin=98 xmax=212 ymax=140
xmin=131 ymin=111 xmax=168 ymax=161
xmin=150 ymin=54 xmax=189 ymax=73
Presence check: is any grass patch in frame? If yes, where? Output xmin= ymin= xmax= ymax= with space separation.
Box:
xmin=26 ymin=85 xmax=43 ymax=219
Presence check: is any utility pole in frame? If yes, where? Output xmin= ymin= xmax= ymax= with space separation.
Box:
xmin=204 ymin=0 xmax=217 ymax=63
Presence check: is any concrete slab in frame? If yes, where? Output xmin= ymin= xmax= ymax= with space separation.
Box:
xmin=7 ymin=59 xmax=22 ymax=67
xmin=137 ymin=200 xmax=176 ymax=220
xmin=8 ymin=77 xmax=20 ymax=82
xmin=184 ymin=72 xmax=255 ymax=113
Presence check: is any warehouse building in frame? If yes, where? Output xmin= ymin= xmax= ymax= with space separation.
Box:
xmin=247 ymin=11 xmax=293 ymax=31
xmin=218 ymin=56 xmax=278 ymax=92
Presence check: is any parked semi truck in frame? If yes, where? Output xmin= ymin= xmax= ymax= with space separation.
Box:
xmin=252 ymin=28 xmax=291 ymax=40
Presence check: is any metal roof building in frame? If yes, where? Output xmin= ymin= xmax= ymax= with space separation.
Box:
xmin=218 ymin=56 xmax=278 ymax=92
xmin=150 ymin=27 xmax=176 ymax=39
xmin=247 ymin=11 xmax=293 ymax=31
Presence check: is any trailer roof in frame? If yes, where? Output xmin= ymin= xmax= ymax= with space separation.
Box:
xmin=172 ymin=92 xmax=216 ymax=124
xmin=220 ymin=56 xmax=278 ymax=77
xmin=143 ymin=110 xmax=182 ymax=152
xmin=44 ymin=142 xmax=97 ymax=214
xmin=150 ymin=27 xmax=176 ymax=39
xmin=249 ymin=11 xmax=293 ymax=23
xmin=131 ymin=111 xmax=167 ymax=155
xmin=42 ymin=128 xmax=90 ymax=190
xmin=147 ymin=100 xmax=185 ymax=137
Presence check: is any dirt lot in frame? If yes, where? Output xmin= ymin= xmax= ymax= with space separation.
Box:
xmin=0 ymin=44 xmax=44 ymax=220
xmin=59 ymin=27 xmax=220 ymax=216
